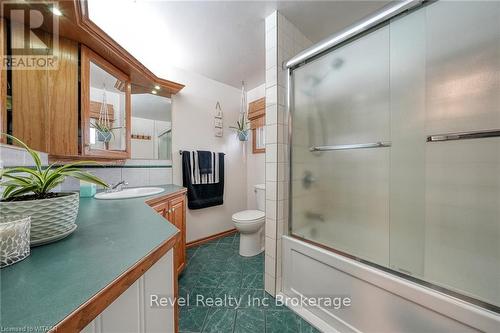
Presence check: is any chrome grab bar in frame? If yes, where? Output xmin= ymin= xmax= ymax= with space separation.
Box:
xmin=427 ymin=129 xmax=500 ymax=143
xmin=309 ymin=141 xmax=391 ymax=152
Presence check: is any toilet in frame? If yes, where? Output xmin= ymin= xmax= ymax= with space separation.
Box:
xmin=232 ymin=184 xmax=265 ymax=257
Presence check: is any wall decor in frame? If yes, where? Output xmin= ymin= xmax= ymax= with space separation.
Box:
xmin=214 ymin=101 xmax=223 ymax=137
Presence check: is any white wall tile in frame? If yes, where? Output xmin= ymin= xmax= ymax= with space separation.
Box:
xmin=149 ymin=168 xmax=172 ymax=185
xmin=266 ymin=86 xmax=277 ymax=106
xmin=277 ymin=105 xmax=286 ymax=124
xmin=265 ymin=12 xmax=277 ymax=31
xmin=266 ymin=125 xmax=277 ymax=144
xmin=265 ymin=10 xmax=310 ymax=296
xmin=266 ymin=218 xmax=277 ymax=239
xmin=266 ymin=105 xmax=278 ymax=125
xmin=266 ymin=181 xmax=277 ymax=201
xmin=265 ymin=236 xmax=276 ymax=258
xmin=0 ymin=145 xmax=24 ymax=167
xmin=265 ymin=273 xmax=276 ymax=295
xmin=265 ymin=28 xmax=277 ymax=50
xmin=87 ymin=168 xmax=123 ymax=189
xmin=266 ymin=144 xmax=277 ymax=163
xmin=266 ymin=47 xmax=277 ymax=70
xmin=60 ymin=177 xmax=80 ymax=192
xmin=122 ymin=168 xmax=149 ymax=187
xmin=265 ymin=254 xmax=276 ymax=276
xmin=265 ymin=68 xmax=277 ymax=88
xmin=265 ymin=199 xmax=276 ymax=220
xmin=266 ymin=163 xmax=277 ymax=181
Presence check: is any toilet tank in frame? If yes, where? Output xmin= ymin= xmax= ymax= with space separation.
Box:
xmin=254 ymin=184 xmax=265 ymax=211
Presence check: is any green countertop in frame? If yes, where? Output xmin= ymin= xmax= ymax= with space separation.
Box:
xmin=0 ymin=185 xmax=185 ymax=331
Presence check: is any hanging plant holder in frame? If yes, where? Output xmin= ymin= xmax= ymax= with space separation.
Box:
xmin=97 ymin=130 xmax=113 ymax=143
xmin=230 ymin=81 xmax=250 ymax=142
xmin=238 ymin=130 xmax=249 ymax=141
xmin=91 ymin=83 xmax=115 ymax=146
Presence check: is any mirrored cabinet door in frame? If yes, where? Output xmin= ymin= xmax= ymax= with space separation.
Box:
xmin=81 ymin=46 xmax=131 ymax=159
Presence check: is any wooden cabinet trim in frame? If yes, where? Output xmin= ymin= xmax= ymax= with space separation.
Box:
xmin=70 ymin=0 xmax=184 ymax=96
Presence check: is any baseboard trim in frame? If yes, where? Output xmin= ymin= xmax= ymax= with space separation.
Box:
xmin=186 ymin=228 xmax=237 ymax=248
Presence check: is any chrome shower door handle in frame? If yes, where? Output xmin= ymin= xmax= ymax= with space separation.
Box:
xmin=309 ymin=141 xmax=391 ymax=152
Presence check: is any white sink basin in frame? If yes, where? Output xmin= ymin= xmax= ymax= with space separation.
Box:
xmin=94 ymin=187 xmax=165 ymax=200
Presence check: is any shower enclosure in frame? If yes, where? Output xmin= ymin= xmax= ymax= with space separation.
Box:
xmin=288 ymin=0 xmax=500 ymax=315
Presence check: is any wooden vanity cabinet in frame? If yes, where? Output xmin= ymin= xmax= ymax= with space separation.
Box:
xmin=168 ymin=195 xmax=187 ymax=274
xmin=149 ymin=190 xmax=187 ymax=276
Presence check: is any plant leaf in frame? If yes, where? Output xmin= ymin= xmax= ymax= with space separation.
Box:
xmin=1 ymin=174 xmax=32 ymax=185
xmin=4 ymin=185 xmax=39 ymax=199
xmin=2 ymin=185 xmax=20 ymax=199
xmin=52 ymin=160 xmax=101 ymax=175
xmin=60 ymin=170 xmax=109 ymax=188
xmin=1 ymin=133 xmax=43 ymax=173
xmin=41 ymin=172 xmax=64 ymax=193
xmin=0 ymin=167 xmax=44 ymax=185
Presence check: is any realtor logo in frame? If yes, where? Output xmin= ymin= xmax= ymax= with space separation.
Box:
xmin=1 ymin=0 xmax=60 ymax=70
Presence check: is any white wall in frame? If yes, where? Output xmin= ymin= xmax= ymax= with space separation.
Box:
xmin=166 ymin=66 xmax=248 ymax=243
xmin=246 ymin=83 xmax=266 ymax=210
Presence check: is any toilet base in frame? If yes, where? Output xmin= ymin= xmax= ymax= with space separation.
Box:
xmin=239 ymin=232 xmax=263 ymax=257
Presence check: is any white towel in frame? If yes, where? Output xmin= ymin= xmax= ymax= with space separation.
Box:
xmin=190 ymin=151 xmax=219 ymax=185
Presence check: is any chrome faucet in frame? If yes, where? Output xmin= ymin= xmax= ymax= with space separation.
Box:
xmin=109 ymin=180 xmax=128 ymax=192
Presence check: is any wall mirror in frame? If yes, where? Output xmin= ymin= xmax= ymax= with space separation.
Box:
xmin=81 ymin=46 xmax=130 ymax=159
xmin=130 ymin=86 xmax=172 ymax=161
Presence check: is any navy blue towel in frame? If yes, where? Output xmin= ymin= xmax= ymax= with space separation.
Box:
xmin=197 ymin=150 xmax=212 ymax=175
xmin=183 ymin=151 xmax=224 ymax=209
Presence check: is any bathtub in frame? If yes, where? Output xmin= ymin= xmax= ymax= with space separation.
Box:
xmin=281 ymin=235 xmax=499 ymax=333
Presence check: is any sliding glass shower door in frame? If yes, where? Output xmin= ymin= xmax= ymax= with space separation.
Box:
xmin=290 ymin=0 xmax=500 ymax=310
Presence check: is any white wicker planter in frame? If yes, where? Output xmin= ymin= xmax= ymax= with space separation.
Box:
xmin=0 ymin=193 xmax=79 ymax=246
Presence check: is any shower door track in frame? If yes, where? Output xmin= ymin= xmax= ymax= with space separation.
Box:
xmin=286 ymin=0 xmax=426 ymax=70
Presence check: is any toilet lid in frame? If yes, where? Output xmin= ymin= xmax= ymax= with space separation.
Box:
xmin=232 ymin=210 xmax=265 ymax=222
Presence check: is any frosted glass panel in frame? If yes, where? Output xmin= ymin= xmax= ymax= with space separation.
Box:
xmin=292 ymin=26 xmax=391 ymax=266
xmin=290 ymin=0 xmax=500 ymax=309
xmin=423 ymin=0 xmax=500 ymax=307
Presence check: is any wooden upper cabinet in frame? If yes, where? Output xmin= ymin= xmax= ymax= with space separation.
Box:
xmin=9 ymin=30 xmax=79 ymax=155
xmin=1 ymin=1 xmax=184 ymax=160
xmin=80 ymin=46 xmax=131 ymax=159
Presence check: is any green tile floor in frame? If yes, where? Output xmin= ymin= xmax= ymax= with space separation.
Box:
xmin=178 ymin=233 xmax=321 ymax=333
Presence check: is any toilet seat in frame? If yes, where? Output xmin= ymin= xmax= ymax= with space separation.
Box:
xmin=232 ymin=210 xmax=265 ymax=223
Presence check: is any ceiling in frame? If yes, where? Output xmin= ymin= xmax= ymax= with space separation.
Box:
xmin=87 ymin=0 xmax=390 ymax=90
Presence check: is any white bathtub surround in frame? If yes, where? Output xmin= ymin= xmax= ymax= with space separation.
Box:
xmin=264 ymin=11 xmax=312 ymax=296
xmin=283 ymin=236 xmax=500 ymax=333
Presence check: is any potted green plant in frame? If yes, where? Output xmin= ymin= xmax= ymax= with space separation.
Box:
xmin=230 ymin=113 xmax=250 ymax=141
xmin=0 ymin=134 xmax=109 ymax=246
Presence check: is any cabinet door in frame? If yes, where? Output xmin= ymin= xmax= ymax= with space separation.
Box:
xmin=81 ymin=45 xmax=131 ymax=159
xmin=152 ymin=201 xmax=169 ymax=219
xmin=168 ymin=195 xmax=186 ymax=275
